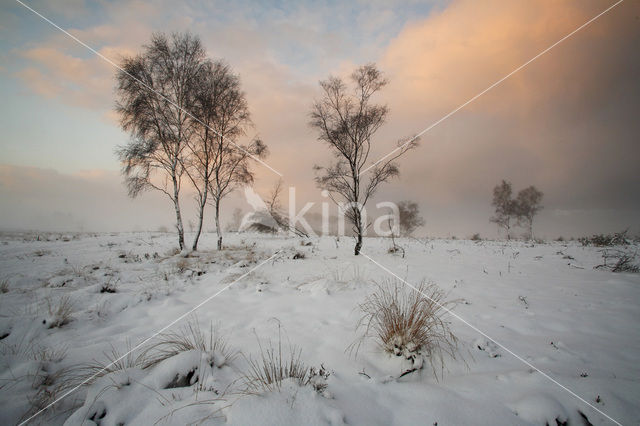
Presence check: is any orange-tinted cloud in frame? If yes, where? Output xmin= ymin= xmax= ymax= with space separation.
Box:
xmin=371 ymin=0 xmax=639 ymax=214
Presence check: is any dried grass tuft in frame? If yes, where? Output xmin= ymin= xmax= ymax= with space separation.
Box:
xmin=351 ymin=279 xmax=460 ymax=380
xmin=241 ymin=328 xmax=328 ymax=394
xmin=45 ymin=296 xmax=74 ymax=328
xmin=71 ymin=343 xmax=142 ymax=386
xmin=140 ymin=318 xmax=236 ymax=369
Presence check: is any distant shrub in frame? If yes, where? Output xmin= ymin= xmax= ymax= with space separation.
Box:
xmin=470 ymin=233 xmax=481 ymax=241
xmin=351 ymin=280 xmax=460 ymax=380
xmin=579 ymin=230 xmax=630 ymax=247
xmin=118 ymin=251 xmax=141 ymax=263
xmin=254 ymin=223 xmax=279 ymax=233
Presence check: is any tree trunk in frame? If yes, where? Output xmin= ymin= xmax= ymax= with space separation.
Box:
xmin=214 ymin=198 xmax=222 ymax=250
xmin=354 ymin=233 xmax=363 ymax=255
xmin=192 ymin=201 xmax=205 ymax=251
xmin=354 ymin=206 xmax=363 ymax=255
xmin=192 ymin=185 xmax=208 ymax=251
xmin=172 ymin=174 xmax=185 ymax=251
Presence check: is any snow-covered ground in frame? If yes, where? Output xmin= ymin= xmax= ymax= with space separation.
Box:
xmin=0 ymin=231 xmax=638 ymax=425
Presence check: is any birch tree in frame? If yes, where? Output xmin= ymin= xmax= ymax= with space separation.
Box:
xmin=515 ymin=186 xmax=543 ymax=240
xmin=490 ymin=180 xmax=517 ymax=240
xmin=185 ymin=60 xmax=266 ymax=250
xmin=310 ymin=63 xmax=417 ymax=255
xmin=116 ymin=32 xmax=206 ymax=250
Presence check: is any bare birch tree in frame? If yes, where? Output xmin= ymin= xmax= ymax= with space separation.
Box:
xmin=185 ymin=60 xmax=266 ymax=250
xmin=397 ymin=200 xmax=425 ymax=237
xmin=310 ymin=63 xmax=417 ymax=255
xmin=116 ymin=32 xmax=206 ymax=250
xmin=184 ymin=61 xmax=246 ymax=250
xmin=490 ymin=180 xmax=517 ymax=240
xmin=515 ymin=186 xmax=543 ymax=240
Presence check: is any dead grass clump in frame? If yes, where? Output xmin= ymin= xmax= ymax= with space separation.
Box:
xmin=176 ymin=257 xmax=190 ymax=273
xmin=45 ymin=296 xmax=74 ymax=328
xmin=140 ymin=319 xmax=236 ymax=370
xmin=70 ymin=343 xmax=143 ymax=387
xmin=241 ymin=330 xmax=329 ymax=395
xmin=99 ymin=277 xmax=118 ymax=293
xmin=352 ymin=280 xmax=460 ymax=379
xmin=15 ymin=344 xmax=79 ymax=423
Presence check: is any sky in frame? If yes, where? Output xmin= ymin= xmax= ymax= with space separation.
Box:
xmin=0 ymin=0 xmax=639 ymax=238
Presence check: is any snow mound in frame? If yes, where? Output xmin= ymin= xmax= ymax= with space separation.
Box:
xmin=227 ymin=379 xmax=344 ymax=426
xmin=509 ymin=392 xmax=569 ymax=424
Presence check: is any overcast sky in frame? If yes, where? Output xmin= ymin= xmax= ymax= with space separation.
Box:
xmin=1 ymin=0 xmax=638 ymax=238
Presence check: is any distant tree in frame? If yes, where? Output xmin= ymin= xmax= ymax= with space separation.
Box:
xmin=185 ymin=60 xmax=266 ymax=250
xmin=490 ymin=180 xmax=517 ymax=239
xmin=515 ymin=186 xmax=543 ymax=240
xmin=228 ymin=207 xmax=244 ymax=232
xmin=116 ymin=32 xmax=207 ymax=250
xmin=310 ymin=63 xmax=418 ymax=255
xmin=262 ymin=179 xmax=308 ymax=237
xmin=397 ymin=201 xmax=425 ymax=237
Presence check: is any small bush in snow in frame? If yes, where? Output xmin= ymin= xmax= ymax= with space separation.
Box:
xmin=0 ymin=279 xmax=8 ymax=293
xmin=44 ymin=296 xmax=74 ymax=328
xmin=595 ymin=248 xmax=639 ymax=273
xmin=352 ymin=280 xmax=460 ymax=380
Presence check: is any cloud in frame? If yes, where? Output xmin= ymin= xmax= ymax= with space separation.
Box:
xmin=366 ymin=0 xmax=640 ymax=235
xmin=17 ymin=46 xmax=114 ymax=110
